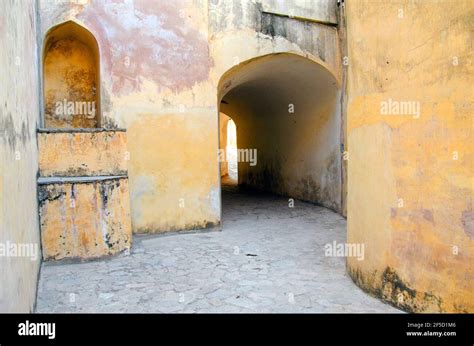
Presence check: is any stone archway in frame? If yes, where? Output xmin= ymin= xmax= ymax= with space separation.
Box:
xmin=43 ymin=21 xmax=101 ymax=128
xmin=217 ymin=53 xmax=343 ymax=215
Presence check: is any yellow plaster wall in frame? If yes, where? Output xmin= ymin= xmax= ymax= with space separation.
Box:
xmin=0 ymin=0 xmax=41 ymax=312
xmin=127 ymin=112 xmax=220 ymax=232
xmin=38 ymin=0 xmax=340 ymax=234
xmin=346 ymin=0 xmax=474 ymax=312
xmin=39 ymin=178 xmax=132 ymax=260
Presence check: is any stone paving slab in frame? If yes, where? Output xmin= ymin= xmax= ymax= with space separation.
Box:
xmin=36 ymin=183 xmax=400 ymax=313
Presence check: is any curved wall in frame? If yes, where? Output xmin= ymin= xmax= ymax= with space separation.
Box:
xmin=346 ymin=0 xmax=474 ymax=312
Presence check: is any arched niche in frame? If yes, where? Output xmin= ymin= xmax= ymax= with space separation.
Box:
xmin=43 ymin=21 xmax=100 ymax=128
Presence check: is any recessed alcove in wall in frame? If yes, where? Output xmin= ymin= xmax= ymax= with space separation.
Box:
xmin=43 ymin=21 xmax=100 ymax=128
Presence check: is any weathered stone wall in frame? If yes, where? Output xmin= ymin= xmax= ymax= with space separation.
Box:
xmin=346 ymin=0 xmax=474 ymax=312
xmin=210 ymin=0 xmax=340 ymax=82
xmin=0 ymin=0 xmax=41 ymax=312
xmin=260 ymin=0 xmax=337 ymax=24
xmin=38 ymin=176 xmax=131 ymax=260
xmin=37 ymin=129 xmax=132 ymax=261
xmin=4 ymin=0 xmax=470 ymax=313
xmin=38 ymin=0 xmax=220 ymax=233
xmin=38 ymin=0 xmax=341 ymax=233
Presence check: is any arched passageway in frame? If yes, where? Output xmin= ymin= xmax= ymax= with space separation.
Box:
xmin=218 ymin=53 xmax=342 ymax=217
xmin=43 ymin=21 xmax=100 ymax=128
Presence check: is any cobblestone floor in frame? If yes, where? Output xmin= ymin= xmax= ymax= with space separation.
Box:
xmin=36 ymin=180 xmax=399 ymax=313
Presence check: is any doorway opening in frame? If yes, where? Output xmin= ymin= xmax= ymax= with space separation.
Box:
xmin=219 ymin=112 xmax=238 ymax=187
